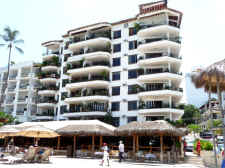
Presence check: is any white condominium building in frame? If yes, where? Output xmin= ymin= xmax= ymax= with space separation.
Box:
xmin=57 ymin=1 xmax=184 ymax=126
xmin=0 ymin=62 xmax=40 ymax=122
xmin=1 ymin=1 xmax=184 ymax=126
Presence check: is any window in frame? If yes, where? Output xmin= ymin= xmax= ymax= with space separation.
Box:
xmin=129 ymin=27 xmax=137 ymax=36
xmin=111 ymin=102 xmax=120 ymax=111
xmin=113 ymin=117 xmax=120 ymax=127
xmin=128 ymin=101 xmax=138 ymax=111
xmin=128 ymin=85 xmax=138 ymax=94
xmin=113 ymin=30 xmax=121 ymax=39
xmin=60 ymin=105 xmax=67 ymax=113
xmin=128 ymin=69 xmax=138 ymax=79
xmin=128 ymin=55 xmax=137 ymax=64
xmin=129 ymin=40 xmax=137 ymax=50
xmin=146 ymin=116 xmax=164 ymax=121
xmin=112 ymin=86 xmax=120 ymax=96
xmin=128 ymin=116 xmax=137 ymax=123
xmin=112 ymin=72 xmax=120 ymax=81
xmin=112 ymin=57 xmax=121 ymax=67
xmin=113 ymin=44 xmax=121 ymax=53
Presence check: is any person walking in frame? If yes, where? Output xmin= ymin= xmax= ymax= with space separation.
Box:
xmin=119 ymin=140 xmax=124 ymax=162
xmin=221 ymin=149 xmax=225 ymax=168
xmin=196 ymin=139 xmax=201 ymax=156
xmin=100 ymin=143 xmax=109 ymax=167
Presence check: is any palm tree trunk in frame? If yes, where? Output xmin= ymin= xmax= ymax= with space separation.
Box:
xmin=5 ymin=44 xmax=12 ymax=97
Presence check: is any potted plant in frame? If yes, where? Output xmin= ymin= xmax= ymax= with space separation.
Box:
xmin=134 ymin=22 xmax=142 ymax=33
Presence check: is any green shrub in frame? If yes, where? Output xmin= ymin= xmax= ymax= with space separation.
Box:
xmin=194 ymin=139 xmax=213 ymax=151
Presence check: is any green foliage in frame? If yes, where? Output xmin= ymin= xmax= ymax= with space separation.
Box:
xmin=182 ymin=104 xmax=200 ymax=125
xmin=187 ymin=124 xmax=202 ymax=133
xmin=134 ymin=23 xmax=141 ymax=32
xmin=194 ymin=140 xmax=213 ymax=151
xmin=0 ymin=111 xmax=15 ymax=125
xmin=207 ymin=119 xmax=222 ymax=129
xmin=103 ymin=112 xmax=114 ymax=125
xmin=166 ymin=119 xmax=184 ymax=127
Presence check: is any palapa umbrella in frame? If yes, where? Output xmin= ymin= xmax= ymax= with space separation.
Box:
xmin=191 ymin=59 xmax=225 ymax=168
xmin=18 ymin=125 xmax=59 ymax=138
xmin=0 ymin=125 xmax=20 ymax=137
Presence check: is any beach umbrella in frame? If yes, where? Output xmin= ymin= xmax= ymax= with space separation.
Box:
xmin=0 ymin=125 xmax=20 ymax=137
xmin=18 ymin=125 xmax=59 ymax=138
xmin=191 ymin=59 xmax=225 ymax=168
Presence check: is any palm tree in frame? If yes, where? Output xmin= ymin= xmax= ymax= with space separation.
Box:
xmin=0 ymin=26 xmax=24 ymax=84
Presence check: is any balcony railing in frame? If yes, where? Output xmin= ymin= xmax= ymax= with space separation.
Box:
xmin=9 ymin=75 xmax=17 ymax=80
xmin=67 ymin=61 xmax=110 ymax=71
xmin=17 ymin=98 xmax=27 ymax=102
xmin=70 ymin=75 xmax=109 ymax=84
xmin=138 ymin=69 xmax=182 ymax=76
xmin=36 ymin=112 xmax=54 ymax=116
xmin=16 ymin=111 xmax=24 ymax=115
xmin=42 ymin=51 xmax=60 ymax=56
xmin=64 ymin=103 xmax=108 ymax=113
xmin=138 ymin=52 xmax=182 ymax=60
xmin=138 ymin=102 xmax=181 ymax=110
xmin=38 ymin=72 xmax=60 ymax=79
xmin=138 ymin=36 xmax=181 ymax=45
xmin=138 ymin=21 xmax=180 ymax=32
xmin=70 ymin=89 xmax=109 ymax=97
xmin=71 ymin=48 xmax=111 ymax=57
xmin=5 ymin=99 xmax=14 ymax=104
xmin=21 ymin=73 xmax=30 ymax=77
xmin=19 ymin=85 xmax=29 ymax=89
xmin=38 ymin=99 xmax=57 ymax=104
xmin=38 ymin=85 xmax=59 ymax=91
xmin=8 ymin=88 xmax=16 ymax=92
xmin=69 ymin=31 xmax=111 ymax=44
xmin=142 ymin=85 xmax=183 ymax=92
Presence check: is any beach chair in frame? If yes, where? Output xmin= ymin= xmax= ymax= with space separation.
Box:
xmin=39 ymin=148 xmax=52 ymax=163
xmin=23 ymin=146 xmax=37 ymax=163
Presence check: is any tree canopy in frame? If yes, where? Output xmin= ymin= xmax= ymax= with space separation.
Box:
xmin=0 ymin=111 xmax=15 ymax=126
xmin=181 ymin=104 xmax=200 ymax=125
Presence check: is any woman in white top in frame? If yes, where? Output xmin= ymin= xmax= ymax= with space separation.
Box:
xmin=100 ymin=143 xmax=109 ymax=166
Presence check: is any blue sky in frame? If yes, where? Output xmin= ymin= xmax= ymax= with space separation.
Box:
xmin=0 ymin=0 xmax=225 ymax=73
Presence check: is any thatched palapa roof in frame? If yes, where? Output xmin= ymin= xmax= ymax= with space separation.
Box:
xmin=115 ymin=120 xmax=185 ymax=136
xmin=191 ymin=59 xmax=225 ymax=93
xmin=56 ymin=125 xmax=114 ymax=136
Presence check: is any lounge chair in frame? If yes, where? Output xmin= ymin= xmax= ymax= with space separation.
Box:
xmin=23 ymin=146 xmax=37 ymax=163
xmin=39 ymin=148 xmax=53 ymax=163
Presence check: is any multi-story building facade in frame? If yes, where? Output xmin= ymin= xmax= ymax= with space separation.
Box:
xmin=57 ymin=1 xmax=184 ymax=126
xmin=0 ymin=1 xmax=184 ymax=126
xmin=0 ymin=62 xmax=40 ymax=122
xmin=37 ymin=41 xmax=62 ymax=121
xmin=200 ymin=99 xmax=222 ymax=130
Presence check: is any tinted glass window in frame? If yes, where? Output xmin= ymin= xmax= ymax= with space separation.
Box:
xmin=129 ymin=40 xmax=137 ymax=50
xmin=128 ymin=116 xmax=137 ymax=123
xmin=128 ymin=101 xmax=138 ymax=111
xmin=112 ymin=86 xmax=120 ymax=96
xmin=112 ymin=57 xmax=121 ymax=67
xmin=129 ymin=27 xmax=137 ymax=36
xmin=112 ymin=72 xmax=120 ymax=81
xmin=113 ymin=30 xmax=121 ymax=39
xmin=111 ymin=102 xmax=120 ymax=111
xmin=113 ymin=44 xmax=121 ymax=53
xmin=128 ymin=55 xmax=137 ymax=64
xmin=128 ymin=69 xmax=137 ymax=79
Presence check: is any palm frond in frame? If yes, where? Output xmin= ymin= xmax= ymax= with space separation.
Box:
xmin=14 ymin=39 xmax=24 ymax=44
xmin=11 ymin=30 xmax=19 ymax=40
xmin=4 ymin=26 xmax=12 ymax=40
xmin=15 ymin=46 xmax=24 ymax=54
xmin=2 ymin=35 xmax=10 ymax=42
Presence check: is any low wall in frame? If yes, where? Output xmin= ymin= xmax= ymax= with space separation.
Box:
xmin=201 ymin=151 xmax=222 ymax=168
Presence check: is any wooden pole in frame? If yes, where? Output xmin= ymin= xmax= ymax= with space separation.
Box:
xmin=136 ymin=135 xmax=139 ymax=152
xmin=160 ymin=135 xmax=163 ymax=162
xmin=179 ymin=136 xmax=184 ymax=160
xmin=209 ymin=82 xmax=218 ymax=168
xmin=99 ymin=136 xmax=103 ymax=150
xmin=92 ymin=135 xmax=95 ymax=155
xmin=133 ymin=135 xmax=136 ymax=154
xmin=73 ymin=136 xmax=76 ymax=157
xmin=57 ymin=136 xmax=60 ymax=150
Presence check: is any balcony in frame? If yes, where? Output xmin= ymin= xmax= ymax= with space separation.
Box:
xmin=65 ymin=89 xmax=109 ymax=104
xmin=5 ymin=99 xmax=14 ymax=105
xmin=62 ymin=103 xmax=107 ymax=118
xmin=42 ymin=51 xmax=60 ymax=60
xmin=68 ymin=51 xmax=111 ymax=63
xmin=38 ymin=72 xmax=60 ymax=84
xmin=16 ymin=111 xmax=24 ymax=115
xmin=137 ymin=69 xmax=182 ymax=83
xmin=7 ymin=87 xmax=16 ymax=92
xmin=138 ymin=37 xmax=181 ymax=53
xmin=137 ymin=24 xmax=180 ymax=39
xmin=20 ymin=72 xmax=30 ymax=78
xmin=69 ymin=31 xmax=111 ymax=51
xmin=19 ymin=84 xmax=29 ymax=91
xmin=38 ymin=85 xmax=58 ymax=96
xmin=138 ymin=52 xmax=182 ymax=66
xmin=37 ymin=98 xmax=57 ymax=108
xmin=41 ymin=66 xmax=58 ymax=72
xmin=41 ymin=56 xmax=60 ymax=67
xmin=138 ymin=102 xmax=184 ymax=119
xmin=8 ymin=75 xmax=17 ymax=80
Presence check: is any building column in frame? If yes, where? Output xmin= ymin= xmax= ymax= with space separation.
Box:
xmin=167 ymin=47 xmax=171 ymax=56
xmin=73 ymin=136 xmax=76 ymax=157
xmin=57 ymin=136 xmax=60 ymax=150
